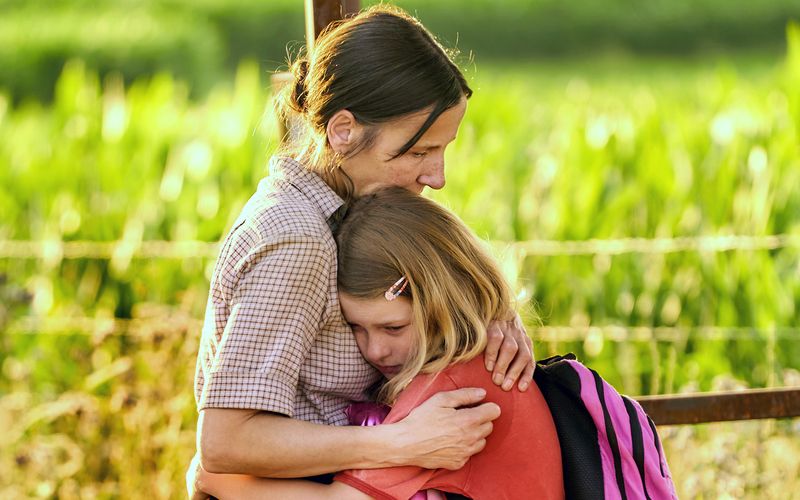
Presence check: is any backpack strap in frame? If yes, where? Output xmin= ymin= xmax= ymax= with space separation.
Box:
xmin=533 ymin=355 xmax=605 ymax=498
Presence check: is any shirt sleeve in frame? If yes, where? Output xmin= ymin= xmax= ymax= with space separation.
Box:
xmin=197 ymin=225 xmax=335 ymax=416
xmin=333 ymin=373 xmax=471 ymax=500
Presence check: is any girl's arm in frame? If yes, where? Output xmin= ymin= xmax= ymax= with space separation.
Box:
xmin=199 ymin=469 xmax=370 ymax=500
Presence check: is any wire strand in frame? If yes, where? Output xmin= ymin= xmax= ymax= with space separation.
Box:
xmin=7 ymin=316 xmax=799 ymax=340
xmin=2 ymin=234 xmax=800 ymax=260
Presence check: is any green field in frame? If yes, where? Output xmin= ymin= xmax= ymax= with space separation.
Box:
xmin=2 ymin=28 xmax=800 ymax=498
xmin=4 ymin=0 xmax=800 ymax=101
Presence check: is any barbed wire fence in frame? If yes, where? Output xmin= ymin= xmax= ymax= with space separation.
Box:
xmin=3 ymin=234 xmax=800 ymax=339
xmin=7 ymin=315 xmax=798 ymax=340
xmin=3 ymin=234 xmax=800 ymax=260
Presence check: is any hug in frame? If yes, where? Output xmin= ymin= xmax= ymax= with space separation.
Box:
xmin=190 ymin=6 xmax=675 ymax=499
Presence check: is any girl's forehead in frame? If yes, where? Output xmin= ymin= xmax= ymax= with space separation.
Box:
xmin=339 ymin=292 xmax=412 ymax=324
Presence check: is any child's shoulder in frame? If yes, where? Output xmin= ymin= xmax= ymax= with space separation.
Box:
xmin=402 ymin=353 xmax=538 ymax=403
xmin=436 ymin=354 xmax=547 ymax=409
xmin=392 ymin=355 xmax=489 ymax=402
xmin=436 ymin=354 xmax=495 ymax=388
xmin=387 ymin=354 xmax=544 ymax=424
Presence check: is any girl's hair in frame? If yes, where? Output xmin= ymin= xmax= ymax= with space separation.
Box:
xmin=276 ymin=5 xmax=472 ymax=200
xmin=335 ymin=187 xmax=514 ymax=403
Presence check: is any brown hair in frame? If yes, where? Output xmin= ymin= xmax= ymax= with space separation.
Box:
xmin=277 ymin=5 xmax=472 ymax=200
xmin=335 ymin=187 xmax=514 ymax=403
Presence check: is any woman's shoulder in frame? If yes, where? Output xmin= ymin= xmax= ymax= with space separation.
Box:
xmin=244 ymin=187 xmax=333 ymax=241
xmin=210 ymin=179 xmax=338 ymax=286
xmin=219 ymin=194 xmax=335 ymax=257
xmin=264 ymin=155 xmax=343 ymax=222
xmin=221 ymin=156 xmax=338 ymax=242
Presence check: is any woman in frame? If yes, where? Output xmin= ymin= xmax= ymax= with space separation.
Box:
xmin=191 ymin=5 xmax=535 ymax=490
xmin=196 ymin=188 xmax=564 ymax=499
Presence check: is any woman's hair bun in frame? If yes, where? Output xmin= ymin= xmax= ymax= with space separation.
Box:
xmin=290 ymin=58 xmax=310 ymax=114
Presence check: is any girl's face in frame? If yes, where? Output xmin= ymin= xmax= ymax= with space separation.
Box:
xmin=339 ymin=292 xmax=417 ymax=379
xmin=341 ymin=97 xmax=467 ymax=195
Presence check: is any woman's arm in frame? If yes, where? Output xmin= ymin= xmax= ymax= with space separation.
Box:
xmin=199 ymin=387 xmax=498 ymax=476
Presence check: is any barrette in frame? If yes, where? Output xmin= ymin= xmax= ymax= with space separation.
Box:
xmin=384 ymin=276 xmax=409 ymax=301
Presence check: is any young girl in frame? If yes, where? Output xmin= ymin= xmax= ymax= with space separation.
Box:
xmin=197 ymin=187 xmax=565 ymax=499
xmin=192 ymin=4 xmax=534 ymax=487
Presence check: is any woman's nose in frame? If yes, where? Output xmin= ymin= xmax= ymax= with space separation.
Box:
xmin=418 ymin=156 xmax=445 ymax=190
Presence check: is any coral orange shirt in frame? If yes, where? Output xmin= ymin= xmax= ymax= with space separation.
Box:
xmin=335 ymin=355 xmax=565 ymax=500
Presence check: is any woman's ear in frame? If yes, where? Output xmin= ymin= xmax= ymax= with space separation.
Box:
xmin=326 ymin=109 xmax=362 ymax=155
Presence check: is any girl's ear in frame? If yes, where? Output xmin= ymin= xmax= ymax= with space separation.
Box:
xmin=327 ymin=109 xmax=363 ymax=155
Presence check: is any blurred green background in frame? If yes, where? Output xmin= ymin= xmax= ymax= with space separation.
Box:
xmin=1 ymin=0 xmax=800 ymax=498
xmin=3 ymin=0 xmax=800 ymax=101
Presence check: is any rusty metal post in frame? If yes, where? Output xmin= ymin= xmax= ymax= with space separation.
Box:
xmin=272 ymin=0 xmax=360 ymax=142
xmin=637 ymin=387 xmax=800 ymax=426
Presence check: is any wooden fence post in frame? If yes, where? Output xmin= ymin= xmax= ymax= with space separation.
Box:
xmin=305 ymin=0 xmax=361 ymax=51
xmin=271 ymin=0 xmax=361 ymax=142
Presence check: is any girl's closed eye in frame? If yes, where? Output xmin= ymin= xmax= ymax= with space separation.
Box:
xmin=349 ymin=323 xmax=366 ymax=333
xmin=384 ymin=324 xmax=409 ymax=333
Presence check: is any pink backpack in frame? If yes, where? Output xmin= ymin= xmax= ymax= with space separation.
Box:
xmin=533 ymin=353 xmax=678 ymax=500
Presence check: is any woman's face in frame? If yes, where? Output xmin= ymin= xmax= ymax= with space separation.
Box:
xmin=338 ymin=292 xmax=417 ymax=379
xmin=341 ymin=97 xmax=467 ymax=195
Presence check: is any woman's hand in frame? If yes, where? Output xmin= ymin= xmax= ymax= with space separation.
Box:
xmin=484 ymin=313 xmax=535 ymax=391
xmin=389 ymin=388 xmax=500 ymax=470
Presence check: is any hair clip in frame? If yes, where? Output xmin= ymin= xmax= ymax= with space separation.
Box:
xmin=384 ymin=276 xmax=409 ymax=301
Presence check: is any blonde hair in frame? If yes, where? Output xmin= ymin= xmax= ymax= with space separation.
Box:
xmin=335 ymin=187 xmax=514 ymax=403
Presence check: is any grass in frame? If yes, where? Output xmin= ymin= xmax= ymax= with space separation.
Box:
xmin=2 ymin=32 xmax=800 ymax=497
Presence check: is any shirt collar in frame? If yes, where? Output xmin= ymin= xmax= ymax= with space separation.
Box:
xmin=267 ymin=156 xmax=345 ymax=223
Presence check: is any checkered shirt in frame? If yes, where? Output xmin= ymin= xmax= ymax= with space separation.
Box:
xmin=195 ymin=156 xmax=380 ymax=425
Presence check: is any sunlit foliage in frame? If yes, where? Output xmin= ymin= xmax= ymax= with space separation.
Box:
xmin=1 ymin=35 xmax=799 ymax=498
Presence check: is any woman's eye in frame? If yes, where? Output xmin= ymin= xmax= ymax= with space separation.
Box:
xmin=411 ymin=151 xmax=427 ymax=158
xmin=385 ymin=325 xmax=407 ymax=333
